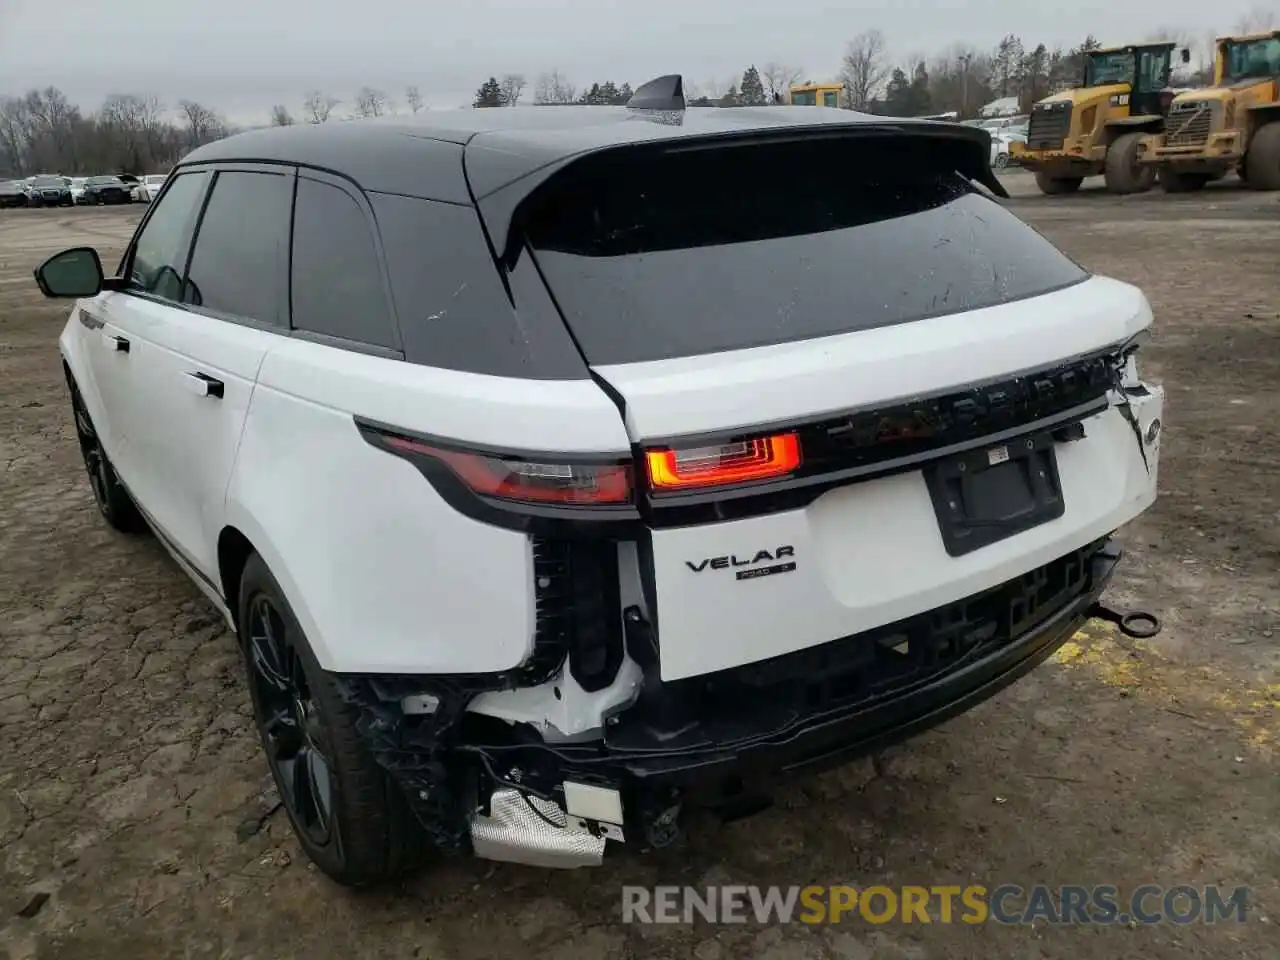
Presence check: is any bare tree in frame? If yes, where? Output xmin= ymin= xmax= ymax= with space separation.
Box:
xmin=405 ymin=85 xmax=424 ymax=113
xmin=760 ymin=63 xmax=804 ymax=103
xmin=178 ymin=100 xmax=225 ymax=148
xmin=303 ymin=90 xmax=339 ymax=123
xmin=353 ymin=87 xmax=389 ymax=118
xmin=270 ymin=104 xmax=295 ymax=126
xmin=1236 ymin=5 xmax=1275 ymax=32
xmin=21 ymin=87 xmax=83 ymax=172
xmin=841 ymin=29 xmax=890 ymax=110
xmin=534 ymin=70 xmax=576 ymax=104
xmin=499 ymin=74 xmax=527 ymax=107
xmin=0 ymin=97 xmax=33 ymax=176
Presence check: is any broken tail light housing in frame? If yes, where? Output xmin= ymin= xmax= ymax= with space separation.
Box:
xmin=645 ymin=433 xmax=802 ymax=492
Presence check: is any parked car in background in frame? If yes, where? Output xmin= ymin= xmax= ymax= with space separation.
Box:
xmin=138 ymin=174 xmax=168 ymax=202
xmin=991 ymin=134 xmax=1013 ymax=168
xmin=26 ymin=175 xmax=74 ymax=207
xmin=70 ymin=177 xmax=89 ymax=204
xmin=78 ymin=176 xmax=135 ymax=205
xmin=0 ymin=180 xmax=29 ymax=208
xmin=117 ymin=173 xmax=147 ymax=201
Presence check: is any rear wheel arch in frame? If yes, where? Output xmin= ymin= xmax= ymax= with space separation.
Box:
xmin=215 ymin=512 xmax=336 ymax=669
xmin=217 ymin=525 xmax=256 ymax=628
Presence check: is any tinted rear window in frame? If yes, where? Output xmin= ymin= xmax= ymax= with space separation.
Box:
xmin=525 ymin=137 xmax=1087 ymax=365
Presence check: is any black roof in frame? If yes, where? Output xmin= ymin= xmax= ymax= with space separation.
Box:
xmin=181 ymin=104 xmax=996 ymax=206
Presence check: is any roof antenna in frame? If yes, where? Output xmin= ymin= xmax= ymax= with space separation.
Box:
xmin=627 ymin=74 xmax=686 ymax=112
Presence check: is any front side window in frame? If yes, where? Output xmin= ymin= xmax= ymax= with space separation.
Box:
xmin=183 ymin=170 xmax=293 ymax=324
xmin=822 ymin=90 xmax=839 ymax=107
xmin=128 ymin=171 xmax=209 ymax=301
xmin=290 ymin=177 xmax=396 ymax=347
xmin=791 ymin=90 xmax=817 ymax=105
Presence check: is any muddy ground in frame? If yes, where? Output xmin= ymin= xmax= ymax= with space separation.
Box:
xmin=0 ymin=176 xmax=1277 ymax=960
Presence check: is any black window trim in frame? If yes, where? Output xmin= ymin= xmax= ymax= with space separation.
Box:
xmin=291 ymin=327 xmax=404 ymax=360
xmin=290 ymin=166 xmax=406 ymax=355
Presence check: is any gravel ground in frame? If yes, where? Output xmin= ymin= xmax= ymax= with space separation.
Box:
xmin=1 ymin=179 xmax=1277 ymax=960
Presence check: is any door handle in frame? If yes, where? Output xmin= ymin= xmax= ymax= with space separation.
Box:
xmin=106 ymin=334 xmax=130 ymax=353
xmin=183 ymin=371 xmax=224 ymax=399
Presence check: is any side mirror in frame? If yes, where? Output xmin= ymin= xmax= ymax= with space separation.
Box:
xmin=1181 ymin=48 xmax=1191 ymax=64
xmin=34 ymin=247 xmax=105 ymax=299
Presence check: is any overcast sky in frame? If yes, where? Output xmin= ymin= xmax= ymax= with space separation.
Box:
xmin=0 ymin=0 xmax=1270 ymax=124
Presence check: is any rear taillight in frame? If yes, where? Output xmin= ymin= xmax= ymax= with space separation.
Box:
xmin=644 ymin=433 xmax=802 ymax=492
xmin=382 ymin=435 xmax=632 ymax=505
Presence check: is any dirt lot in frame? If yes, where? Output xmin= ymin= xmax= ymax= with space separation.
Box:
xmin=1 ymin=179 xmax=1278 ymax=960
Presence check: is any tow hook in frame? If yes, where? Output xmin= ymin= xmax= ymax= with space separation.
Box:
xmin=1089 ymin=602 xmax=1162 ymax=639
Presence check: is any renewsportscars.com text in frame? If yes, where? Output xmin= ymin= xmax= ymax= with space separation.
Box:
xmin=621 ymin=884 xmax=1250 ymax=926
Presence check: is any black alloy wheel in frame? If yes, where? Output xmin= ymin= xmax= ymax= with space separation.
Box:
xmin=69 ymin=383 xmax=145 ymax=532
xmin=244 ymin=593 xmax=336 ymax=848
xmin=234 ymin=554 xmax=429 ymax=886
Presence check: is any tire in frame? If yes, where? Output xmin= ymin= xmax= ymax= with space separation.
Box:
xmin=1034 ymin=171 xmax=1083 ymax=195
xmin=1103 ymin=132 xmax=1156 ymax=194
xmin=1242 ymin=122 xmax=1280 ymax=191
xmin=992 ymin=152 xmax=1009 ymax=169
xmin=1159 ymin=168 xmax=1212 ymax=193
xmin=236 ymin=553 xmax=429 ymax=886
xmin=69 ymin=381 xmax=146 ymax=533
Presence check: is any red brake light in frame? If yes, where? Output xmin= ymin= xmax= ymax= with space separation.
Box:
xmin=384 ymin=436 xmax=631 ymax=505
xmin=645 ymin=433 xmax=802 ymax=491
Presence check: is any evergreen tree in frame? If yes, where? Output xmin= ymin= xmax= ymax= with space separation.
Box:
xmin=473 ymin=77 xmax=504 ymax=108
xmin=883 ymin=68 xmax=912 ymax=114
xmin=908 ymin=62 xmax=933 ymax=114
xmin=740 ymin=65 xmax=767 ymax=105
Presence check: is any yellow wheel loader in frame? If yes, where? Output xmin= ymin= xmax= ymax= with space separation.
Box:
xmin=1138 ymin=31 xmax=1280 ymax=192
xmin=1014 ymin=43 xmax=1189 ymax=195
xmin=789 ymin=83 xmax=843 ymax=107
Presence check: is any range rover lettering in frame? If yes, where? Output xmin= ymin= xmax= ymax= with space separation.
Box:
xmin=37 ymin=75 xmax=1164 ymax=886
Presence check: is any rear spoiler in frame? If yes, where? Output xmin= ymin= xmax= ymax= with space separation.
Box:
xmin=473 ymin=80 xmax=1008 ymax=263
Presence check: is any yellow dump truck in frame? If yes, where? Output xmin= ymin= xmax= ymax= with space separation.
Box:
xmin=1014 ymin=42 xmax=1189 ymax=195
xmin=1138 ymin=31 xmax=1280 ymax=191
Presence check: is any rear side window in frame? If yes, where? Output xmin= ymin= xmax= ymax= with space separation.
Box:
xmin=369 ymin=193 xmax=587 ymax=378
xmin=128 ymin=171 xmax=208 ymax=301
xmin=183 ymin=170 xmax=292 ymax=324
xmin=291 ymin=177 xmax=396 ymax=349
xmin=525 ymin=137 xmax=1088 ymax=365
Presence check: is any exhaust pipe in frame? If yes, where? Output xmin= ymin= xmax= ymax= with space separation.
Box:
xmin=469 ymin=788 xmax=606 ymax=868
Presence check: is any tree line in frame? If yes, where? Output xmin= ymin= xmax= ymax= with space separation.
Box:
xmin=0 ymin=89 xmax=228 ymax=179
xmin=4 ymin=4 xmax=1274 ymax=178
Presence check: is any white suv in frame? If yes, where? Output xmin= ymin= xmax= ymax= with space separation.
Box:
xmin=36 ymin=76 xmax=1163 ymax=886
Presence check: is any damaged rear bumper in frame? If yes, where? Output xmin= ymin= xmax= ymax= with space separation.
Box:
xmin=335 ymin=538 xmax=1120 ymax=866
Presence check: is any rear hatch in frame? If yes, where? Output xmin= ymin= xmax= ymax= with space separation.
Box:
xmin=511 ymin=131 xmax=1154 ymax=680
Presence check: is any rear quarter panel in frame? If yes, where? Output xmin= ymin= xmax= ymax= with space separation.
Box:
xmin=228 ymin=337 xmax=631 ymax=674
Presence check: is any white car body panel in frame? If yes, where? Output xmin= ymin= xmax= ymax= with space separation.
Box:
xmin=92 ymin=292 xmax=274 ymax=582
xmin=648 ymin=392 xmax=1160 ymax=681
xmin=231 ymin=337 xmax=631 ymax=673
xmin=590 ymin=275 xmax=1159 ymax=680
xmin=592 ymin=276 xmax=1148 ymax=441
